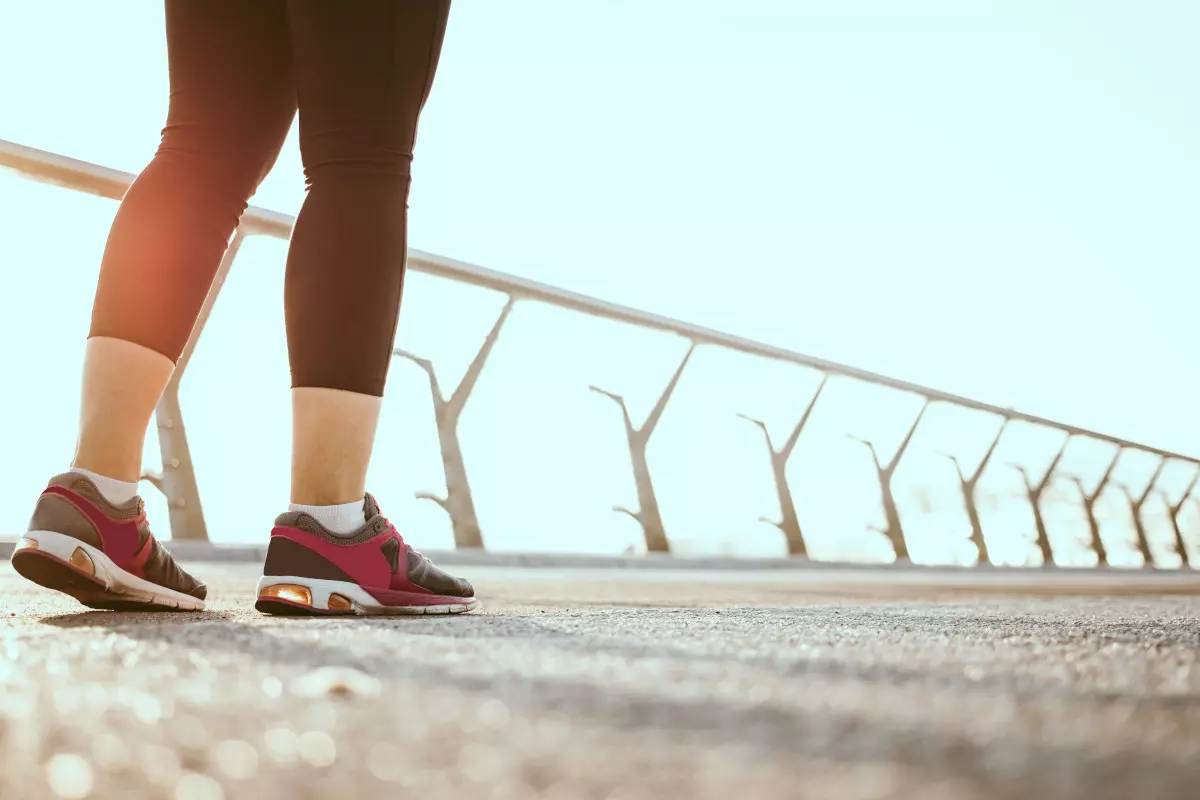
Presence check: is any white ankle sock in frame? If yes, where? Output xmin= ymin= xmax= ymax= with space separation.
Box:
xmin=289 ymin=499 xmax=366 ymax=536
xmin=69 ymin=467 xmax=139 ymax=506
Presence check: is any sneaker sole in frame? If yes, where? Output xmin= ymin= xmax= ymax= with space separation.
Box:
xmin=11 ymin=530 xmax=205 ymax=612
xmin=255 ymin=575 xmax=478 ymax=616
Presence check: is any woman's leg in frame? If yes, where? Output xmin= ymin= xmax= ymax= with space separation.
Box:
xmin=254 ymin=1 xmax=474 ymax=617
xmin=284 ymin=0 xmax=451 ymax=508
xmin=12 ymin=0 xmax=298 ymax=610
xmin=81 ymin=0 xmax=297 ymax=485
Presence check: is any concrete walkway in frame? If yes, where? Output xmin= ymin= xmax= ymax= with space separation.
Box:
xmin=1 ymin=562 xmax=1198 ymax=799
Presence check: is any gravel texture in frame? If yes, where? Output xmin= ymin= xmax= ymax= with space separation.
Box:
xmin=0 ymin=562 xmax=1198 ymax=799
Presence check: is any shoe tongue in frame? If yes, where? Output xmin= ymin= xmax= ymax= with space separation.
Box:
xmin=363 ymin=493 xmax=381 ymax=521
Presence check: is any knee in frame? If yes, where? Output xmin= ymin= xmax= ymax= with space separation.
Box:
xmin=154 ymin=123 xmax=282 ymax=204
xmin=301 ymin=131 xmax=414 ymax=187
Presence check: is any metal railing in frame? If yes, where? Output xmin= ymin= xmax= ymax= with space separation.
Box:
xmin=3 ymin=137 xmax=1198 ymax=566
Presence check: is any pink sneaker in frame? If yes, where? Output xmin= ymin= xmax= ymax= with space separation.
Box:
xmin=12 ymin=472 xmax=206 ymax=611
xmin=256 ymin=493 xmax=477 ymax=616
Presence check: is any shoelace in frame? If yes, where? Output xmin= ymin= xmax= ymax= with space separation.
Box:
xmin=379 ymin=514 xmax=425 ymax=561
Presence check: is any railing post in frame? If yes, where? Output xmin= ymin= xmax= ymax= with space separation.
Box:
xmin=143 ymin=229 xmax=247 ymax=541
xmin=1164 ymin=469 xmax=1200 ymax=567
xmin=848 ymin=397 xmax=931 ymax=562
xmin=937 ymin=417 xmax=1008 ymax=566
xmin=1068 ymin=448 xmax=1122 ymax=566
xmin=1011 ymin=435 xmax=1070 ymax=566
xmin=395 ymin=295 xmax=516 ymax=549
xmin=1117 ymin=458 xmax=1167 ymax=568
xmin=591 ymin=341 xmax=696 ymax=554
xmin=737 ymin=374 xmax=828 ymax=557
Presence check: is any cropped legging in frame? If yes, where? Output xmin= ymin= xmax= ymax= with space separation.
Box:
xmin=89 ymin=0 xmax=451 ymax=396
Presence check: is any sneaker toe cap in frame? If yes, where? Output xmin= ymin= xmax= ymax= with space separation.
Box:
xmin=408 ymin=553 xmax=474 ymax=598
xmin=453 ymin=576 xmax=475 ymax=598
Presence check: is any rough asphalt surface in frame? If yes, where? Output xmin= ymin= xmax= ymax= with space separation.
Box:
xmin=1 ymin=562 xmax=1199 ymax=800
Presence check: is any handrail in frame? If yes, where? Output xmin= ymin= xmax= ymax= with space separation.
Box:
xmin=2 ymin=137 xmax=1192 ymax=463
xmin=3 ymin=136 xmax=1196 ymax=565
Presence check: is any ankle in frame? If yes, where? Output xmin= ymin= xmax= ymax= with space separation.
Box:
xmin=288 ymin=498 xmax=367 ymax=535
xmin=67 ymin=466 xmax=140 ymax=506
xmin=70 ymin=449 xmax=142 ymax=485
xmin=289 ymin=487 xmax=366 ymax=507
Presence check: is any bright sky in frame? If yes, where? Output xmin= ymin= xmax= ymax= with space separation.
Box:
xmin=1 ymin=1 xmax=1199 ymax=563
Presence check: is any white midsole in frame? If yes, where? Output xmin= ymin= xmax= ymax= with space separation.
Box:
xmin=16 ymin=530 xmax=205 ymax=611
xmin=257 ymin=575 xmax=477 ymax=615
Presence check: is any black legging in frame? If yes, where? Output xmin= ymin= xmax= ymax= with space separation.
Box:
xmin=89 ymin=0 xmax=451 ymax=397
